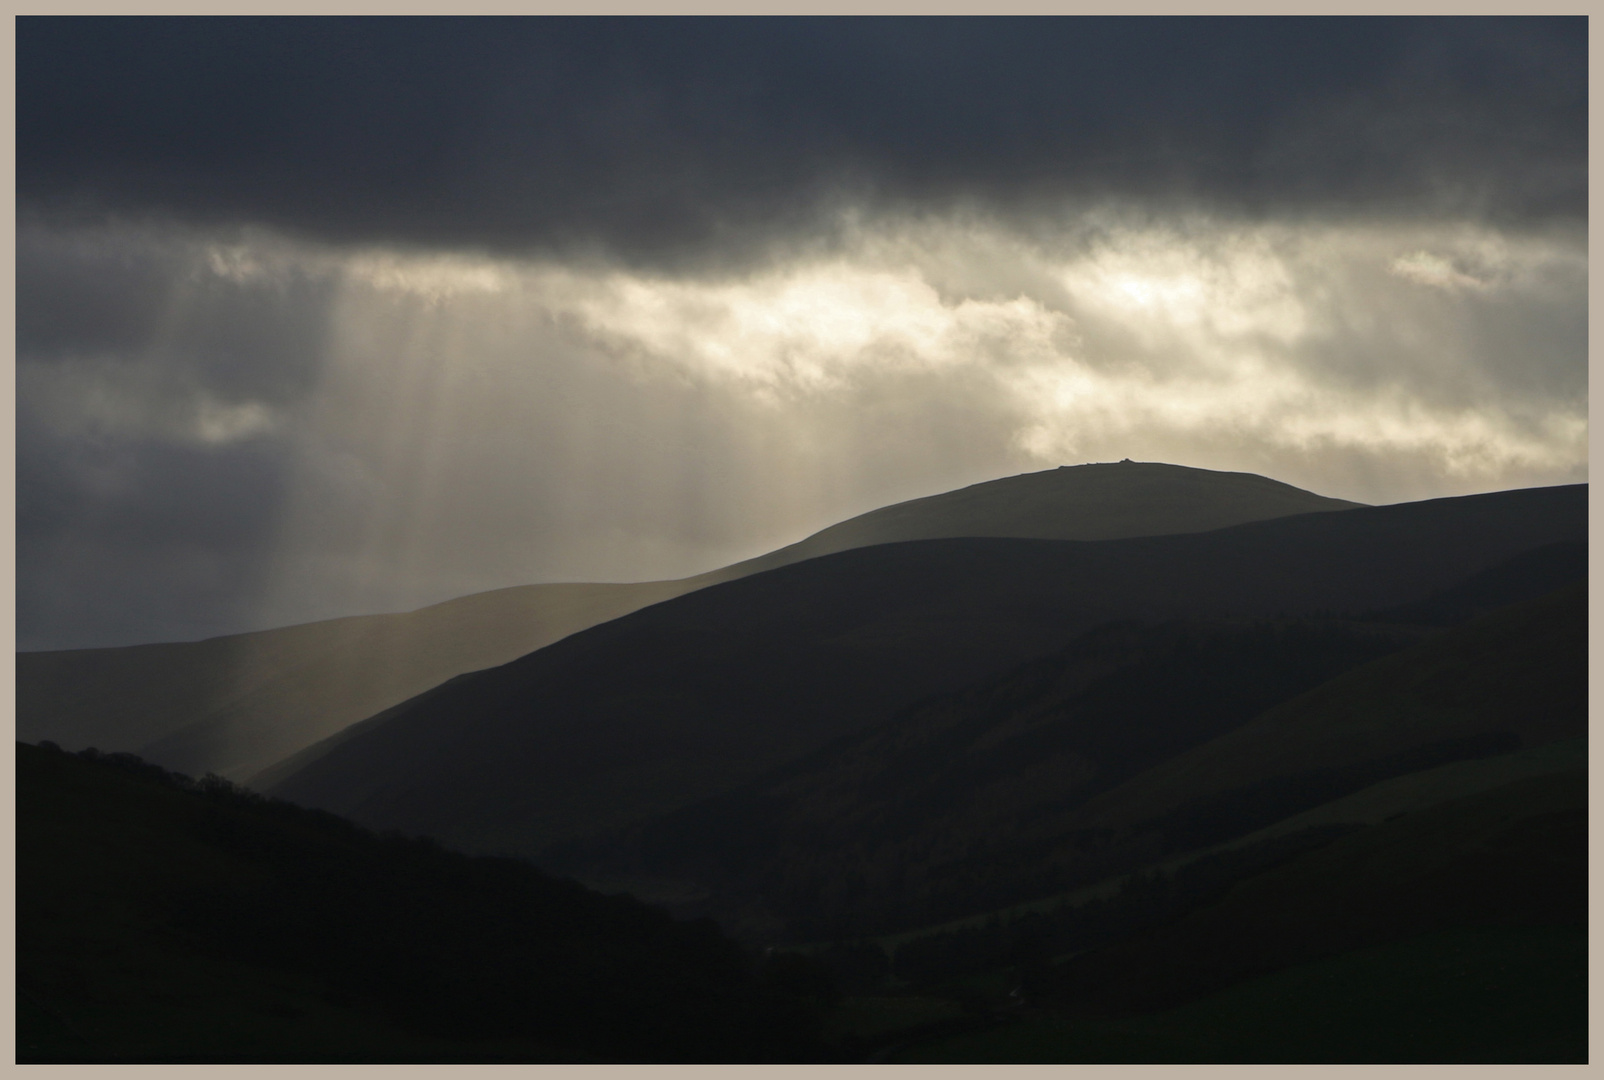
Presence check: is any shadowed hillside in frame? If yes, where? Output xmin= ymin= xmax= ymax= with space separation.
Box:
xmin=893 ymin=765 xmax=1585 ymax=1063
xmin=15 ymin=742 xmax=823 ymax=1063
xmin=258 ymin=484 xmax=1583 ymax=864
xmin=1029 ymin=767 xmax=1586 ymax=1020
xmin=552 ymin=546 xmax=1585 ymax=942
xmin=1072 ymin=581 xmax=1586 ymax=843
xmin=554 ymin=617 xmax=1413 ymax=938
xmin=768 ymin=577 xmax=1586 ymax=1064
xmin=17 ymin=479 xmax=1587 ymax=1065
xmin=17 ymin=461 xmax=1362 ymax=781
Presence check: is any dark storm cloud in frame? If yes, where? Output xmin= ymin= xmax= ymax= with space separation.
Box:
xmin=15 ymin=222 xmax=177 ymax=358
xmin=17 ymin=17 xmax=1586 ymax=267
xmin=13 ymin=224 xmax=338 ymax=649
xmin=16 ymin=401 xmax=292 ymax=650
xmin=16 ymin=223 xmax=333 ymax=405
xmin=17 ymin=412 xmax=286 ymax=556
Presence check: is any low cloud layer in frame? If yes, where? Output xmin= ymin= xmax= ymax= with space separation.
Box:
xmin=17 ymin=209 xmax=1585 ymax=650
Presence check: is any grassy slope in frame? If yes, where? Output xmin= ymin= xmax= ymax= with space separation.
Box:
xmin=260 ymin=484 xmax=1584 ymax=859
xmin=555 ymin=553 xmax=1585 ymax=942
xmin=1036 ymin=768 xmax=1586 ymax=1012
xmin=854 ymin=736 xmax=1586 ymax=964
xmin=719 ymin=570 xmax=1584 ymax=1053
xmin=895 ymin=578 xmax=1581 ymax=932
xmin=881 ymin=764 xmax=1585 ymax=1062
xmin=1192 ymin=734 xmax=1586 ymax=850
xmin=559 ymin=617 xmax=1412 ymax=938
xmin=1074 ymin=579 xmax=1586 ymax=837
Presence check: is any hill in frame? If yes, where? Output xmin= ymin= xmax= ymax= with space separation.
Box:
xmin=551 ymin=617 xmax=1411 ymax=936
xmin=258 ymin=484 xmax=1583 ymax=864
xmin=703 ymin=460 xmax=1363 ymax=579
xmin=17 ymin=461 xmax=1361 ymax=781
xmin=15 ymin=741 xmax=822 ymax=1063
xmin=17 ymin=579 xmax=695 ymax=783
xmin=549 ymin=547 xmax=1585 ymax=941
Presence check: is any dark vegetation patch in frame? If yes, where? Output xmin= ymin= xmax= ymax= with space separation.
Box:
xmin=16 ymin=742 xmax=825 ymax=1063
xmin=887 ymin=822 xmax=1365 ymax=985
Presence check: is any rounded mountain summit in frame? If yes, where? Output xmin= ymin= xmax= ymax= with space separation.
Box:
xmin=714 ymin=461 xmax=1364 ymax=579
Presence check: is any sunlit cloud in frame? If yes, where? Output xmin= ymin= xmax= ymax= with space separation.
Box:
xmin=1056 ymin=228 xmax=1307 ymax=347
xmin=511 ymin=216 xmax=1584 ymax=486
xmin=536 ymin=261 xmax=1072 ymax=396
xmin=1390 ymin=251 xmax=1490 ymax=292
xmin=341 ymin=252 xmax=516 ymax=304
xmin=1011 ymin=360 xmax=1584 ymax=479
xmin=15 ymin=208 xmax=1587 ymax=647
xmin=16 ymin=19 xmax=1585 ymax=653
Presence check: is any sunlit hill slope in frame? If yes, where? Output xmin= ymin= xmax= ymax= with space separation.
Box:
xmin=17 ymin=461 xmax=1361 ymax=782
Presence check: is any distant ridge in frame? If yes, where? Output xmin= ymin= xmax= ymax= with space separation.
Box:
xmin=18 ymin=462 xmax=1364 ymax=782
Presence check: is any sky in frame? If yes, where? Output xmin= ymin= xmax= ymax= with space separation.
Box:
xmin=16 ymin=17 xmax=1588 ymax=651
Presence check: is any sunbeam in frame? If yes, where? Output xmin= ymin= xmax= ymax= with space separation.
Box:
xmin=16 ymin=203 xmax=1586 ymax=650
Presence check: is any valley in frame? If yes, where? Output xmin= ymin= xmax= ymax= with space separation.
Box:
xmin=16 ymin=463 xmax=1589 ymax=1063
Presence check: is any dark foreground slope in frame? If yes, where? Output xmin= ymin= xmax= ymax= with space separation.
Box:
xmin=15 ymin=742 xmax=823 ymax=1063
xmin=18 ymin=461 xmax=1360 ymax=782
xmin=261 ymin=484 xmax=1583 ymax=860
